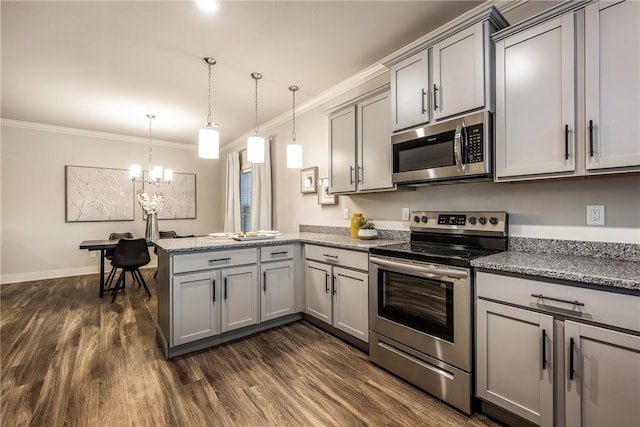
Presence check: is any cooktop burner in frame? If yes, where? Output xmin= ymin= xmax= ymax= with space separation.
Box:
xmin=369 ymin=210 xmax=509 ymax=268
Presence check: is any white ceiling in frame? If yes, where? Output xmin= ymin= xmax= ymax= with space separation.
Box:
xmin=1 ymin=0 xmax=483 ymax=147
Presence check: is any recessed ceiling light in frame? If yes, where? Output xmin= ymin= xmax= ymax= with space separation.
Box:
xmin=196 ymin=0 xmax=220 ymax=13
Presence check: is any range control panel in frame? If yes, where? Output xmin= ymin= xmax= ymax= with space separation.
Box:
xmin=410 ymin=211 xmax=508 ymax=235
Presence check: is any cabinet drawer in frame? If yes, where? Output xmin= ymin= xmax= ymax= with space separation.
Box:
xmin=304 ymin=244 xmax=368 ymax=271
xmin=260 ymin=244 xmax=295 ymax=262
xmin=476 ymin=271 xmax=640 ymax=332
xmin=173 ymin=248 xmax=257 ymax=274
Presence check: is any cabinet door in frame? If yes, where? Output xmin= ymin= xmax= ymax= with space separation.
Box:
xmin=432 ymin=22 xmax=484 ymax=120
xmin=332 ymin=267 xmax=369 ymax=342
xmin=221 ymin=265 xmax=258 ymax=333
xmin=476 ymin=300 xmax=554 ymax=426
xmin=585 ymin=0 xmax=640 ymax=170
xmin=357 ymin=90 xmax=393 ymax=191
xmin=260 ymin=260 xmax=295 ymax=322
xmin=390 ymin=50 xmax=430 ymax=131
xmin=172 ymin=270 xmax=219 ymax=346
xmin=565 ymin=321 xmax=640 ymax=427
xmin=329 ymin=107 xmax=356 ymax=193
xmin=495 ymin=15 xmax=576 ymax=179
xmin=304 ymin=260 xmax=332 ymax=325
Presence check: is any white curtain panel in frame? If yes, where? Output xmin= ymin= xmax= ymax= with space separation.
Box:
xmin=251 ymin=138 xmax=272 ymax=231
xmin=224 ymin=151 xmax=241 ymax=233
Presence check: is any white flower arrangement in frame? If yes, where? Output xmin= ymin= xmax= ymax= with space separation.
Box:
xmin=136 ymin=189 xmax=165 ymax=214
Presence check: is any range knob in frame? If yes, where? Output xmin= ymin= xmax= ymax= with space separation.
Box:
xmin=479 ymin=217 xmax=487 ymax=225
xmin=413 ymin=216 xmax=421 ymax=223
xmin=421 ymin=216 xmax=429 ymax=223
xmin=489 ymin=217 xmax=499 ymax=225
xmin=469 ymin=216 xmax=477 ymax=225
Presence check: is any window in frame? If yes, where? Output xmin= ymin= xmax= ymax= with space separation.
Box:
xmin=240 ymin=169 xmax=252 ymax=233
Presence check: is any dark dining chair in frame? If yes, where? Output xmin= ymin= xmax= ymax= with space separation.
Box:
xmin=110 ymin=238 xmax=151 ymax=303
xmin=105 ymin=232 xmax=134 ymax=289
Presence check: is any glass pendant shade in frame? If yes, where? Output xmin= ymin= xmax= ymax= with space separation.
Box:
xmin=247 ymin=136 xmax=265 ymax=163
xmin=286 ymin=143 xmax=302 ymax=168
xmin=199 ymin=127 xmax=220 ymax=159
xmin=129 ymin=164 xmax=142 ymax=180
xmin=151 ymin=165 xmax=163 ymax=181
xmin=163 ymin=169 xmax=174 ymax=182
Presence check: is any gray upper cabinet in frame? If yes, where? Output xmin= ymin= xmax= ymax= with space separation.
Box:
xmin=494 ymin=0 xmax=640 ymax=181
xmin=329 ymin=107 xmax=356 ymax=193
xmin=432 ymin=22 xmax=486 ymax=120
xmin=329 ymin=88 xmax=393 ymax=195
xmin=495 ymin=14 xmax=576 ymax=179
xmin=389 ymin=51 xmax=430 ymax=131
xmin=585 ymin=0 xmax=640 ymax=171
xmin=387 ymin=6 xmax=507 ymax=132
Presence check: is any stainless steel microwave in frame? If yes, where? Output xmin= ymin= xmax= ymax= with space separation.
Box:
xmin=392 ymin=110 xmax=492 ymax=186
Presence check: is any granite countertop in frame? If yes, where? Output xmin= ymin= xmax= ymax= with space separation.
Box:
xmin=472 ymin=251 xmax=640 ymax=292
xmin=153 ymin=232 xmax=404 ymax=253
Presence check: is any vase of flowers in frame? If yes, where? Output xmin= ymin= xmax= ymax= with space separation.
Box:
xmin=136 ymin=189 xmax=164 ymax=240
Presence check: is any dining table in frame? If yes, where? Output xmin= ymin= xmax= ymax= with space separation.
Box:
xmin=79 ymin=239 xmax=155 ymax=297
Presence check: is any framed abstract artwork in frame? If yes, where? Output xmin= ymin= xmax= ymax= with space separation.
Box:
xmin=317 ymin=177 xmax=337 ymax=205
xmin=65 ymin=165 xmax=135 ymax=222
xmin=143 ymin=172 xmax=196 ymax=219
xmin=300 ymin=166 xmax=318 ymax=194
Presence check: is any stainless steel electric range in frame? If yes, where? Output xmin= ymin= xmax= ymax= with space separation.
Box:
xmin=368 ymin=211 xmax=508 ymax=414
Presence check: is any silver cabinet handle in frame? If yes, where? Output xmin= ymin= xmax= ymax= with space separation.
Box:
xmin=531 ymin=294 xmax=585 ymax=307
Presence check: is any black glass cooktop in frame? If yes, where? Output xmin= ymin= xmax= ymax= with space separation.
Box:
xmin=370 ymin=242 xmax=503 ymax=268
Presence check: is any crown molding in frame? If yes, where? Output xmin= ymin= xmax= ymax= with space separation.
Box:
xmin=0 ymin=118 xmax=196 ymax=151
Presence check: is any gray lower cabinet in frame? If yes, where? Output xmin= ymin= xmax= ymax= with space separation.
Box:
xmin=260 ymin=259 xmax=295 ymax=322
xmin=303 ymin=245 xmax=369 ymax=342
xmin=476 ymin=271 xmax=640 ymax=427
xmin=172 ymin=270 xmax=220 ymax=346
xmin=565 ymin=321 xmax=640 ymax=427
xmin=171 ymin=248 xmax=259 ymax=347
xmin=476 ymin=300 xmax=554 ymax=426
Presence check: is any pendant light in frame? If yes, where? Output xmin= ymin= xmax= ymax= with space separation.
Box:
xmin=286 ymin=85 xmax=303 ymax=168
xmin=199 ymin=57 xmax=220 ymax=159
xmin=130 ymin=114 xmax=173 ymax=183
xmin=247 ymin=72 xmax=265 ymax=163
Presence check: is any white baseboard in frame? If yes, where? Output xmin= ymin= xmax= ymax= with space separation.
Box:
xmin=1 ymin=263 xmax=157 ymax=285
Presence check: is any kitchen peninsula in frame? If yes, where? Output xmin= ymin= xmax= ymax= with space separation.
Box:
xmin=153 ymin=232 xmax=401 ymax=359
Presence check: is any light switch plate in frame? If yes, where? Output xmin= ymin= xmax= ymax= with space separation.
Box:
xmin=343 ymin=208 xmax=350 ymax=219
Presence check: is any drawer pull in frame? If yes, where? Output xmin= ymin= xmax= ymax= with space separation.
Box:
xmin=208 ymin=257 xmax=231 ymax=265
xmin=531 ymin=294 xmax=584 ymax=307
xmin=323 ymin=254 xmax=338 ymax=259
xmin=270 ymin=251 xmax=288 ymax=257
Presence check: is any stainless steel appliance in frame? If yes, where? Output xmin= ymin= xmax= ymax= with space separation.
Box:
xmin=369 ymin=211 xmax=508 ymax=414
xmin=392 ymin=110 xmax=492 ymax=186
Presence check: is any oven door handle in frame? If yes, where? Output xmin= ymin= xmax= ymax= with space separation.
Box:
xmin=454 ymin=120 xmax=465 ymax=172
xmin=370 ymin=256 xmax=467 ymax=280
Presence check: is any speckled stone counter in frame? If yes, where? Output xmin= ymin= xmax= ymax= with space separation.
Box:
xmin=472 ymin=251 xmax=640 ymax=292
xmin=154 ymin=232 xmax=404 ymax=254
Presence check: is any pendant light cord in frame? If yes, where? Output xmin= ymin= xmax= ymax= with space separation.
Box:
xmin=291 ymin=89 xmax=297 ymax=142
xmin=207 ymin=61 xmax=212 ymax=128
xmin=254 ymin=76 xmax=259 ymax=135
xmin=147 ymin=114 xmax=154 ymax=172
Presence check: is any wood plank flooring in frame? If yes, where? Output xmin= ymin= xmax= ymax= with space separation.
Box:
xmin=1 ymin=270 xmax=500 ymax=426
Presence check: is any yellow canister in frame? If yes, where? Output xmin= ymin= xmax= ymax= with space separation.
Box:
xmin=350 ymin=213 xmax=363 ymax=238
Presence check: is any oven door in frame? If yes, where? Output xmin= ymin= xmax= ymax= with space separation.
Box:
xmin=369 ymin=255 xmax=472 ymax=371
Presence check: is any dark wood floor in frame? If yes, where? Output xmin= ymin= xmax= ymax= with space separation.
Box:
xmin=1 ymin=270 xmax=500 ymax=426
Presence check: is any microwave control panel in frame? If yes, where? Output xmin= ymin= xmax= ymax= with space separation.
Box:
xmin=465 ymin=124 xmax=483 ymax=163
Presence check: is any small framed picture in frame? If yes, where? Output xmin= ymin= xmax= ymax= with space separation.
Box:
xmin=318 ymin=177 xmax=337 ymax=205
xmin=300 ymin=166 xmax=318 ymax=194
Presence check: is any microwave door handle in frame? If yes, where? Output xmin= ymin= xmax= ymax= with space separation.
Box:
xmin=454 ymin=121 xmax=465 ymax=172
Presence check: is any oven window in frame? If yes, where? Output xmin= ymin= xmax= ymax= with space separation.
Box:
xmin=393 ymin=131 xmax=455 ymax=173
xmin=378 ymin=270 xmax=454 ymax=342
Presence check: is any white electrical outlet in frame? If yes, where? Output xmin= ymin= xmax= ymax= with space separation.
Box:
xmin=90 ymin=251 xmax=97 ymax=258
xmin=343 ymin=208 xmax=350 ymax=219
xmin=586 ymin=205 xmax=605 ymax=225
xmin=402 ymin=208 xmax=410 ymax=221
